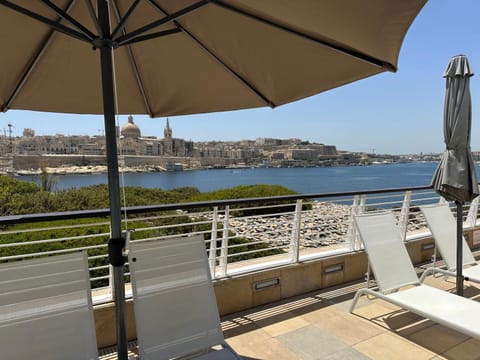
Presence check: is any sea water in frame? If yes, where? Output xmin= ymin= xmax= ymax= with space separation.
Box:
xmin=16 ymin=162 xmax=446 ymax=194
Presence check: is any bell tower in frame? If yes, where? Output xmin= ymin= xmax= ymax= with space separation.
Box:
xmin=164 ymin=118 xmax=172 ymax=140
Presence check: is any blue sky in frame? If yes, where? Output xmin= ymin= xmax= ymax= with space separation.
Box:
xmin=1 ymin=1 xmax=479 ymax=155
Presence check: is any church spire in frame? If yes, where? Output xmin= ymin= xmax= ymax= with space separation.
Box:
xmin=164 ymin=117 xmax=172 ymax=140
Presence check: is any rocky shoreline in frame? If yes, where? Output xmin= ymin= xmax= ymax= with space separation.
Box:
xmin=228 ymin=202 xmax=352 ymax=248
xmin=228 ymin=202 xmax=428 ymax=249
xmin=8 ymin=165 xmax=166 ymax=176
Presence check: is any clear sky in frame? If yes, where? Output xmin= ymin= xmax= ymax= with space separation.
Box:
xmin=1 ymin=1 xmax=479 ymax=155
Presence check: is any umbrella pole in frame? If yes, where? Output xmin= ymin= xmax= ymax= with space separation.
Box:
xmin=455 ymin=201 xmax=464 ymax=296
xmin=98 ymin=1 xmax=128 ymax=359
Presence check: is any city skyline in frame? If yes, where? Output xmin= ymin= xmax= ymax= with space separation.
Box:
xmin=2 ymin=115 xmax=447 ymax=158
xmin=1 ymin=1 xmax=479 ymax=155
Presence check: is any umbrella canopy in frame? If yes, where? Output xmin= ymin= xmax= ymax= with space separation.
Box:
xmin=0 ymin=1 xmax=427 ymax=358
xmin=431 ymin=54 xmax=478 ymax=296
xmin=1 ymin=0 xmax=426 ymax=116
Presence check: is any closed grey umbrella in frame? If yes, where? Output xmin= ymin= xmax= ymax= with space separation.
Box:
xmin=431 ymin=54 xmax=478 ymax=296
xmin=0 ymin=1 xmax=427 ymax=358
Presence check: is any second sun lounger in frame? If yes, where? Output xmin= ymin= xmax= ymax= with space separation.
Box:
xmin=349 ymin=211 xmax=480 ymax=339
xmin=128 ymin=235 xmax=241 ymax=360
xmin=420 ymin=203 xmax=480 ymax=283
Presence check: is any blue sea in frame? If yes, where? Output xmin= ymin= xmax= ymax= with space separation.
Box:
xmin=16 ymin=162 xmax=449 ymax=194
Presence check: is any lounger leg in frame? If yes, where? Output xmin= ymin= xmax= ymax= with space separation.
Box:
xmin=349 ymin=288 xmax=368 ymax=313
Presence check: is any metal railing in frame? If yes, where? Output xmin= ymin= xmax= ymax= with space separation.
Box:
xmin=1 ymin=184 xmax=479 ymax=302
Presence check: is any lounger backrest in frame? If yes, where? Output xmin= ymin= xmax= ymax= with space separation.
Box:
xmin=0 ymin=252 xmax=98 ymax=360
xmin=354 ymin=211 xmax=420 ymax=292
xmin=421 ymin=204 xmax=476 ymax=269
xmin=129 ymin=235 xmax=225 ymax=360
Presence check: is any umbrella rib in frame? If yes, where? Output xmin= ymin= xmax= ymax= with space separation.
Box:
xmin=111 ymin=0 xmax=153 ymax=117
xmin=84 ymin=0 xmax=103 ymax=37
xmin=120 ymin=28 xmax=182 ymax=46
xmin=0 ymin=0 xmax=91 ymax=44
xmin=114 ymin=0 xmax=210 ymax=46
xmin=1 ymin=0 xmax=78 ymax=112
xmin=145 ymin=0 xmax=274 ymax=108
xmin=40 ymin=0 xmax=96 ymax=40
xmin=111 ymin=0 xmax=142 ymax=40
xmin=212 ymin=0 xmax=394 ymax=71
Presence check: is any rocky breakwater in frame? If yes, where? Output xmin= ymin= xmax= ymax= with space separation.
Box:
xmin=228 ymin=202 xmax=352 ymax=248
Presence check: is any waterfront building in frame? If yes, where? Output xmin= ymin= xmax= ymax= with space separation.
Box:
xmin=0 ymin=119 xmax=345 ymax=169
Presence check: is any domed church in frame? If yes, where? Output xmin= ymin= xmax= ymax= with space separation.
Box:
xmin=121 ymin=115 xmax=141 ymax=139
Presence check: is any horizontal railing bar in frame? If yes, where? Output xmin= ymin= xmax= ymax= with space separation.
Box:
xmin=0 ymin=185 xmax=433 ymax=225
xmin=0 ymin=232 xmax=109 ymax=248
xmin=0 ymin=244 xmax=106 ymax=261
xmin=90 ymin=275 xmax=110 ymax=281
xmin=90 ymin=265 xmax=110 ymax=271
xmin=0 ymin=221 xmax=110 ymax=235
xmin=226 ymin=246 xmax=289 ymax=258
xmin=88 ymin=254 xmax=108 ymax=260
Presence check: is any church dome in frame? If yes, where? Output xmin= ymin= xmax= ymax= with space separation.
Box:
xmin=121 ymin=115 xmax=141 ymax=139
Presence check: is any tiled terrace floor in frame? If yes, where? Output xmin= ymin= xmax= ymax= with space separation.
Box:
xmin=221 ymin=273 xmax=480 ymax=360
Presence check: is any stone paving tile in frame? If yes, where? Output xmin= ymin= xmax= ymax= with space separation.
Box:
xmin=441 ymin=338 xmax=480 ymax=360
xmin=277 ymin=324 xmax=349 ymax=360
xmin=320 ymin=347 xmax=372 ymax=360
xmin=292 ymin=302 xmax=345 ymax=325
xmin=313 ymin=312 xmax=385 ymax=345
xmin=251 ymin=310 xmax=310 ymax=337
xmin=226 ymin=326 xmax=272 ymax=347
xmin=405 ymin=324 xmax=469 ymax=354
xmin=332 ymin=294 xmax=370 ymax=313
xmin=230 ymin=337 xmax=301 ymax=360
xmin=353 ymin=332 xmax=436 ymax=360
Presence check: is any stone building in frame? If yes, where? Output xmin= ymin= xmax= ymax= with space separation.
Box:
xmin=118 ymin=116 xmax=193 ymax=157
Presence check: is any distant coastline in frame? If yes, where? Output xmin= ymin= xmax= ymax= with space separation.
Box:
xmin=3 ymin=159 xmax=439 ymax=177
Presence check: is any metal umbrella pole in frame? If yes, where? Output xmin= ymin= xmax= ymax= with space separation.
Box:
xmin=455 ymin=201 xmax=464 ymax=296
xmin=97 ymin=1 xmax=127 ymax=359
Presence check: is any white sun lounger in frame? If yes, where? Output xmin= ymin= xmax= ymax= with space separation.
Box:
xmin=128 ymin=235 xmax=241 ymax=360
xmin=0 ymin=252 xmax=98 ymax=360
xmin=349 ymin=211 xmax=480 ymax=339
xmin=420 ymin=203 xmax=480 ymax=283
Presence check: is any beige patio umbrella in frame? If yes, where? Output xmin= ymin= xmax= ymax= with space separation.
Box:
xmin=0 ymin=1 xmax=427 ymax=358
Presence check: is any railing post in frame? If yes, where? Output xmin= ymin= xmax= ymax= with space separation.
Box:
xmin=209 ymin=207 xmax=219 ymax=277
xmin=219 ymin=206 xmax=230 ymax=277
xmin=289 ymin=199 xmax=302 ymax=263
xmin=398 ymin=191 xmax=411 ymax=240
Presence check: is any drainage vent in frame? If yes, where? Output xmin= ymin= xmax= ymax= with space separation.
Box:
xmin=323 ymin=263 xmax=344 ymax=274
xmin=254 ymin=278 xmax=280 ymax=290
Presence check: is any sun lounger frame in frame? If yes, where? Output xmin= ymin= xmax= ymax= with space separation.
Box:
xmin=349 ymin=211 xmax=480 ymax=339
